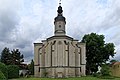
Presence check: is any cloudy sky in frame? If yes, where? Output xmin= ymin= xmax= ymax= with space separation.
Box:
xmin=0 ymin=0 xmax=120 ymax=63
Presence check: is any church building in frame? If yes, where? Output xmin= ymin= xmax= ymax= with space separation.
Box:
xmin=34 ymin=3 xmax=86 ymax=78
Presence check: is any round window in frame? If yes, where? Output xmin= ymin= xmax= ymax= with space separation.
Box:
xmin=59 ymin=25 xmax=61 ymax=28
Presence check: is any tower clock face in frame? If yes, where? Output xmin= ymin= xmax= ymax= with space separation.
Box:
xmin=59 ymin=25 xmax=61 ymax=28
xmin=58 ymin=21 xmax=62 ymax=29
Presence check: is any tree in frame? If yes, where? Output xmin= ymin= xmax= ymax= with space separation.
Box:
xmin=28 ymin=59 xmax=34 ymax=75
xmin=0 ymin=47 xmax=24 ymax=67
xmin=81 ymin=33 xmax=116 ymax=74
xmin=110 ymin=59 xmax=118 ymax=64
xmin=109 ymin=59 xmax=118 ymax=66
xmin=1 ymin=47 xmax=11 ymax=65
xmin=11 ymin=49 xmax=24 ymax=66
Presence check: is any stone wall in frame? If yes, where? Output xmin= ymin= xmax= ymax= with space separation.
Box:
xmin=34 ymin=37 xmax=86 ymax=78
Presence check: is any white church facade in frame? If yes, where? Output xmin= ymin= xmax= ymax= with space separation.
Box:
xmin=34 ymin=3 xmax=86 ymax=78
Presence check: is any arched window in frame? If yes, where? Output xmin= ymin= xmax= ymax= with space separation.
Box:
xmin=57 ymin=41 xmax=63 ymax=66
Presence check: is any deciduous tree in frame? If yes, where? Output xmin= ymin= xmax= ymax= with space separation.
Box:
xmin=81 ymin=33 xmax=116 ymax=74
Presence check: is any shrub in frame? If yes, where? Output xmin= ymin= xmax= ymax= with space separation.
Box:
xmin=98 ymin=64 xmax=115 ymax=79
xmin=7 ymin=65 xmax=19 ymax=79
xmin=100 ymin=64 xmax=111 ymax=76
xmin=93 ymin=72 xmax=101 ymax=77
xmin=0 ymin=62 xmax=8 ymax=79
xmin=0 ymin=70 xmax=6 ymax=80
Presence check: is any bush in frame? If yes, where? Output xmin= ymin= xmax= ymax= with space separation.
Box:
xmin=7 ymin=65 xmax=19 ymax=79
xmin=0 ymin=62 xmax=8 ymax=79
xmin=0 ymin=70 xmax=6 ymax=80
xmin=100 ymin=64 xmax=111 ymax=76
xmin=96 ymin=64 xmax=115 ymax=79
xmin=93 ymin=72 xmax=101 ymax=77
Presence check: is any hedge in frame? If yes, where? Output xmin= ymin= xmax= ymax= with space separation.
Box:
xmin=7 ymin=65 xmax=19 ymax=79
xmin=0 ymin=62 xmax=8 ymax=79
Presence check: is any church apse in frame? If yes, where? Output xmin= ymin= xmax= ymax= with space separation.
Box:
xmin=34 ymin=2 xmax=86 ymax=78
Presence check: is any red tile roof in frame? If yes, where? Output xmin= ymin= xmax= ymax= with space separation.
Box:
xmin=113 ymin=62 xmax=120 ymax=65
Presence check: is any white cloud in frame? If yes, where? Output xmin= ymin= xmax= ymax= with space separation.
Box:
xmin=0 ymin=0 xmax=120 ymax=63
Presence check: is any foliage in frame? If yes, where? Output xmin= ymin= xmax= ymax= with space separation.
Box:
xmin=110 ymin=59 xmax=118 ymax=64
xmin=1 ymin=47 xmax=11 ymax=65
xmin=81 ymin=33 xmax=116 ymax=74
xmin=103 ymin=43 xmax=116 ymax=61
xmin=11 ymin=49 xmax=24 ymax=65
xmin=92 ymin=72 xmax=100 ymax=77
xmin=7 ymin=65 xmax=19 ymax=79
xmin=0 ymin=47 xmax=24 ymax=67
xmin=0 ymin=62 xmax=8 ymax=79
xmin=100 ymin=64 xmax=111 ymax=76
xmin=0 ymin=70 xmax=6 ymax=80
xmin=28 ymin=59 xmax=34 ymax=75
xmin=92 ymin=63 xmax=114 ymax=79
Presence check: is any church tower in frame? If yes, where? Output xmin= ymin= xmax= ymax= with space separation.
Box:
xmin=54 ymin=3 xmax=66 ymax=36
xmin=34 ymin=2 xmax=86 ymax=78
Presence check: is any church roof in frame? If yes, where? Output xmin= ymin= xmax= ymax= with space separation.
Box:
xmin=47 ymin=35 xmax=74 ymax=41
xmin=54 ymin=15 xmax=66 ymax=22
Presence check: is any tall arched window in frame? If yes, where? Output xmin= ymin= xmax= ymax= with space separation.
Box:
xmin=38 ymin=48 xmax=42 ymax=66
xmin=57 ymin=41 xmax=63 ymax=66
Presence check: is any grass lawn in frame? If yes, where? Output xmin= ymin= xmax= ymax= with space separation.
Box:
xmin=10 ymin=76 xmax=120 ymax=80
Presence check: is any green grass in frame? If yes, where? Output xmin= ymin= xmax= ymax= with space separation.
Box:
xmin=10 ymin=76 xmax=120 ymax=80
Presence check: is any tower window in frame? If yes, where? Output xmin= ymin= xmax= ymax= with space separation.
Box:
xmin=59 ymin=25 xmax=61 ymax=28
